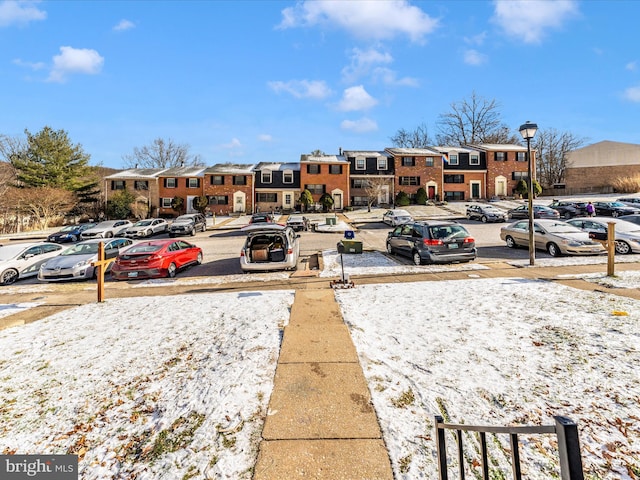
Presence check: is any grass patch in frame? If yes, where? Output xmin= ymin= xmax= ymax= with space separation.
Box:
xmin=391 ymin=388 xmax=415 ymax=408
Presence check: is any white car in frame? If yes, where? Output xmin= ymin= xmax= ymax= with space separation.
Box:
xmin=81 ymin=220 xmax=133 ymax=239
xmin=0 ymin=242 xmax=64 ymax=285
xmin=123 ymin=218 xmax=169 ymax=238
xmin=240 ymin=224 xmax=300 ymax=272
xmin=382 ymin=209 xmax=413 ymax=226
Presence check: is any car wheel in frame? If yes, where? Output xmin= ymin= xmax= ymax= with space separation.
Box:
xmin=612 ymin=211 xmax=619 ymax=217
xmin=386 ymin=243 xmax=394 ymax=255
xmin=0 ymin=268 xmax=18 ymax=285
xmin=547 ymin=243 xmax=561 ymax=257
xmin=466 ymin=214 xmax=472 ymax=220
xmin=167 ymin=263 xmax=177 ymax=277
xmin=615 ymin=240 xmax=631 ymax=255
xmin=106 ymin=231 xmax=113 ymax=238
xmin=481 ymin=215 xmax=488 ymax=223
xmin=196 ymin=252 xmax=203 ymax=265
xmin=70 ymin=234 xmax=78 ymax=242
xmin=190 ymin=228 xmax=197 ymax=236
xmin=505 ymin=235 xmax=517 ymax=248
xmin=412 ymin=251 xmax=423 ymax=266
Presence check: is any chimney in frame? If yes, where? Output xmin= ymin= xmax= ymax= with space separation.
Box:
xmin=339 ymin=147 xmax=342 ymax=155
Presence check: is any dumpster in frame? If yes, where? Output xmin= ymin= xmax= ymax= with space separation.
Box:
xmin=326 ymin=217 xmax=337 ymax=226
xmin=340 ymin=240 xmax=363 ymax=254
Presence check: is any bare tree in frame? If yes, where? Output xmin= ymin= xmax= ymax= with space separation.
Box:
xmin=363 ymin=177 xmax=392 ymax=212
xmin=533 ymin=128 xmax=587 ymax=187
xmin=390 ymin=122 xmax=433 ymax=148
xmin=435 ymin=91 xmax=520 ymax=146
xmin=122 ymin=138 xmax=204 ymax=169
xmin=11 ymin=186 xmax=76 ymax=229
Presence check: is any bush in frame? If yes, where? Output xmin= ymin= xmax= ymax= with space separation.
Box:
xmin=611 ymin=175 xmax=640 ymax=193
xmin=395 ymin=191 xmax=410 ymax=206
xmin=416 ymin=187 xmax=427 ymax=205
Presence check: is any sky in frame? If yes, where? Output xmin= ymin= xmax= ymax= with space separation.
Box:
xmin=1 ymin=0 xmax=640 ymax=169
xmin=1 ymin=256 xmax=639 ymax=478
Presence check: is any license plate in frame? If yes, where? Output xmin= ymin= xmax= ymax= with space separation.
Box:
xmin=128 ymin=271 xmax=139 ymax=277
xmin=448 ymin=243 xmax=459 ymax=249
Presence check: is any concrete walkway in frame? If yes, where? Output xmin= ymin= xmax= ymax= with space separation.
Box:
xmin=254 ymin=288 xmax=393 ymax=479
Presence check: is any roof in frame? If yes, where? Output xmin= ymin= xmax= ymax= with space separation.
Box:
xmin=299 ymin=154 xmax=349 ymax=163
xmin=204 ymin=163 xmax=255 ymax=174
xmin=105 ymin=168 xmax=167 ymax=179
xmin=385 ymin=147 xmax=441 ymax=156
xmin=433 ymin=146 xmax=480 ymax=154
xmin=566 ymin=140 xmax=640 ymax=168
xmin=466 ymin=143 xmax=527 ymax=152
xmin=160 ymin=166 xmax=207 ymax=177
xmin=253 ymin=162 xmax=300 ymax=171
xmin=342 ymin=150 xmax=392 ymax=158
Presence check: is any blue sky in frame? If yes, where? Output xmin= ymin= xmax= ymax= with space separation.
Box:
xmin=1 ymin=0 xmax=639 ymax=169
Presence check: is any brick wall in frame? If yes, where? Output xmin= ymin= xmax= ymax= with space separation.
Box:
xmin=392 ymin=155 xmax=443 ymax=200
xmin=300 ymin=163 xmax=350 ymax=206
xmin=204 ymin=175 xmax=254 ymax=215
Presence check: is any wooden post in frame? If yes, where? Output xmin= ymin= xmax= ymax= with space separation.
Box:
xmin=607 ymin=222 xmax=615 ymax=277
xmin=91 ymin=242 xmax=115 ymax=303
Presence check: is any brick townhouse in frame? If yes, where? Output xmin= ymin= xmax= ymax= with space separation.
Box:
xmin=436 ymin=146 xmax=485 ymax=201
xmin=467 ymin=144 xmax=532 ymax=199
xmin=104 ymin=168 xmax=165 ymax=217
xmin=203 ymin=164 xmax=254 ymax=215
xmin=253 ymin=162 xmax=301 ymax=213
xmin=384 ymin=148 xmax=444 ymax=202
xmin=157 ymin=166 xmax=206 ymax=217
xmin=343 ymin=150 xmax=394 ymax=207
xmin=299 ymin=153 xmax=350 ymax=210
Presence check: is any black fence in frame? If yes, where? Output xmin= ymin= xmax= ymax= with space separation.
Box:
xmin=435 ymin=415 xmax=584 ymax=480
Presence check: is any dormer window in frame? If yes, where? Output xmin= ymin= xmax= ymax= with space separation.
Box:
xmin=262 ymin=170 xmax=272 ymax=183
xmin=283 ymin=169 xmax=293 ymax=183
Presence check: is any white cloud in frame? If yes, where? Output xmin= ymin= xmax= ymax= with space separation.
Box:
xmin=371 ymin=67 xmax=418 ymax=87
xmin=12 ymin=58 xmax=45 ymax=70
xmin=492 ymin=0 xmax=579 ymax=44
xmin=47 ymin=46 xmax=104 ymax=83
xmin=464 ymin=31 xmax=487 ymax=46
xmin=0 ymin=0 xmax=46 ymax=27
xmin=626 ymin=61 xmax=637 ymax=72
xmin=463 ymin=49 xmax=488 ymax=66
xmin=258 ymin=134 xmax=272 ymax=142
xmin=221 ymin=138 xmax=242 ymax=149
xmin=268 ymin=79 xmax=332 ymax=99
xmin=278 ymin=0 xmax=438 ymax=43
xmin=623 ymin=85 xmax=640 ymax=103
xmin=341 ymin=117 xmax=378 ymax=133
xmin=342 ymin=47 xmax=393 ymax=83
xmin=338 ymin=85 xmax=378 ymax=112
xmin=113 ymin=19 xmax=135 ymax=31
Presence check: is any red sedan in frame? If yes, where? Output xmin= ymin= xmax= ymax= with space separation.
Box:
xmin=111 ymin=239 xmax=203 ymax=280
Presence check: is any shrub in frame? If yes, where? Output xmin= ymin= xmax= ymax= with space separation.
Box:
xmin=395 ymin=191 xmax=410 ymax=206
xmin=416 ymin=187 xmax=427 ymax=205
xmin=611 ymin=175 xmax=640 ymax=193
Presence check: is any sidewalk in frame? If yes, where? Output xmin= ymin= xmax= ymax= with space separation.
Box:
xmin=254 ymin=288 xmax=393 ymax=479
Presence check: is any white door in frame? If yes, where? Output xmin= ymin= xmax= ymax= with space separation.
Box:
xmin=233 ymin=191 xmax=246 ymax=213
xmin=186 ymin=196 xmax=196 ymax=213
xmin=378 ymin=185 xmax=389 ymax=205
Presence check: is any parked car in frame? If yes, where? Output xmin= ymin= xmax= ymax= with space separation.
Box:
xmin=386 ymin=221 xmax=476 ymax=265
xmin=382 ymin=209 xmax=413 ymax=226
xmin=593 ymin=201 xmax=640 ymax=217
xmin=546 ymin=200 xmax=587 ymax=219
xmin=617 ymin=197 xmax=640 ymax=207
xmin=38 ymin=238 xmax=133 ymax=282
xmin=566 ymin=217 xmax=640 ymax=254
xmin=111 ymin=239 xmax=202 ymax=280
xmin=240 ymin=224 xmax=300 ymax=272
xmin=123 ymin=218 xmax=169 ymax=238
xmin=500 ymin=219 xmax=605 ymax=257
xmin=465 ymin=204 xmax=506 ymax=223
xmin=47 ymin=223 xmax=97 ymax=243
xmin=619 ymin=214 xmax=640 ymax=226
xmin=81 ymin=220 xmax=133 ymax=239
xmin=0 ymin=242 xmax=64 ymax=285
xmin=249 ymin=213 xmax=275 ymax=224
xmin=168 ymin=213 xmax=206 ymax=237
xmin=286 ymin=215 xmax=310 ymax=232
xmin=507 ymin=205 xmax=560 ymax=220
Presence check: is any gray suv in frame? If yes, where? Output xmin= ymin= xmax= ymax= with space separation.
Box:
xmin=169 ymin=213 xmax=206 ymax=237
xmin=386 ymin=220 xmax=476 ymax=265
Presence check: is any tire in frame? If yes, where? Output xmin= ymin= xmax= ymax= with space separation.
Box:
xmin=190 ymin=228 xmax=196 ymax=236
xmin=547 ymin=243 xmax=561 ymax=257
xmin=615 ymin=240 xmax=631 ymax=255
xmin=0 ymin=268 xmax=18 ymax=285
xmin=505 ymin=236 xmax=517 ymax=248
xmin=412 ymin=251 xmax=423 ymax=266
xmin=386 ymin=243 xmax=394 ymax=255
xmin=105 ymin=231 xmax=113 ymax=238
xmin=196 ymin=252 xmax=203 ymax=265
xmin=167 ymin=263 xmax=177 ymax=278
xmin=481 ymin=215 xmax=488 ymax=223
xmin=70 ymin=234 xmax=77 ymax=242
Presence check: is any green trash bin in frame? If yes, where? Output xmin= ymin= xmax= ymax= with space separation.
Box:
xmin=326 ymin=217 xmax=337 ymax=226
xmin=340 ymin=240 xmax=363 ymax=254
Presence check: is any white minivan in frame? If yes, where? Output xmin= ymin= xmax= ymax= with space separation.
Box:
xmin=240 ymin=224 xmax=300 ymax=272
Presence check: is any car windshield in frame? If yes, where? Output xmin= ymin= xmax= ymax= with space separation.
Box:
xmin=0 ymin=245 xmax=26 ymax=260
xmin=134 ymin=220 xmax=153 ymax=227
xmin=609 ymin=202 xmax=627 ymax=207
xmin=613 ymin=221 xmax=640 ymax=233
xmin=94 ymin=221 xmax=116 ymax=228
xmin=483 ymin=206 xmax=501 ymax=212
xmin=545 ymin=222 xmax=582 ymax=233
xmin=126 ymin=244 xmax=162 ymax=254
xmin=61 ymin=243 xmax=99 ymax=256
xmin=59 ymin=226 xmax=77 ymax=232
xmin=175 ymin=216 xmax=194 ymax=223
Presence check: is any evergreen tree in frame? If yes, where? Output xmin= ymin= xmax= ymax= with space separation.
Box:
xmin=298 ymin=189 xmax=313 ymax=212
xmin=395 ymin=191 xmax=410 ymax=206
xmin=106 ymin=190 xmax=136 ymax=219
xmin=319 ymin=193 xmax=334 ymax=212
xmin=416 ymin=187 xmax=428 ymax=205
xmin=10 ymin=126 xmax=93 ymax=191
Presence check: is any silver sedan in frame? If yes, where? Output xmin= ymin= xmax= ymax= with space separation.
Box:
xmin=500 ymin=219 xmax=605 ymax=257
xmin=567 ymin=217 xmax=640 ymax=254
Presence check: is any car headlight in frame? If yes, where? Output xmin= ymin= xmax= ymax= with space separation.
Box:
xmin=75 ymin=259 xmax=90 ymax=268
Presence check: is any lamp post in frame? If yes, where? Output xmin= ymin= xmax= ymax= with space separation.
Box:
xmin=519 ymin=121 xmax=538 ymax=266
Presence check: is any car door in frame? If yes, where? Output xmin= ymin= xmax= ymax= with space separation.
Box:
xmin=18 ymin=245 xmax=45 ymax=277
xmin=387 ymin=226 xmax=405 ymax=253
xmin=579 ymin=220 xmax=607 ymax=241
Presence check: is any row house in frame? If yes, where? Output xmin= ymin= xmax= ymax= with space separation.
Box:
xmin=253 ymin=162 xmax=301 ymax=213
xmin=299 ymin=153 xmax=350 ymax=210
xmin=467 ymin=144 xmax=531 ymax=199
xmin=343 ymin=150 xmax=394 ymax=207
xmin=104 ymin=168 xmax=165 ymax=217
xmin=157 ymin=166 xmax=206 ymax=216
xmin=437 ymin=146 xmax=485 ymax=202
xmin=203 ymin=163 xmax=254 ymax=215
xmin=385 ymin=148 xmax=444 ymax=202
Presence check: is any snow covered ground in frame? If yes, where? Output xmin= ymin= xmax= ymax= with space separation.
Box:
xmin=1 ymin=254 xmax=640 ymax=479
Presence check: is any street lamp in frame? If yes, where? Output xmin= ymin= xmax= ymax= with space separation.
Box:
xmin=519 ymin=121 xmax=538 ymax=266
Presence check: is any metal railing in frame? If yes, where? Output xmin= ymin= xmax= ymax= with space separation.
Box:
xmin=435 ymin=415 xmax=584 ymax=480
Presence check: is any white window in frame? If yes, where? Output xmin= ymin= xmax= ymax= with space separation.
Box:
xmin=262 ymin=170 xmax=272 ymax=183
xmin=356 ymin=158 xmax=365 ymax=170
xmin=377 ymin=157 xmax=387 ymax=170
xmin=449 ymin=155 xmax=459 ymax=165
xmin=187 ymin=178 xmax=199 ymax=188
xmin=283 ymin=170 xmax=293 ymax=183
xmin=165 ymin=178 xmax=177 ymax=188
xmin=470 ymin=154 xmax=479 ymax=165
xmin=162 ymin=198 xmax=173 ymax=208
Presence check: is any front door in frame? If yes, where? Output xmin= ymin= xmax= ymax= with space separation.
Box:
xmin=233 ymin=191 xmax=246 ymax=213
xmin=331 ymin=189 xmax=344 ymax=210
xmin=470 ymin=182 xmax=481 ymax=199
xmin=428 ymin=185 xmax=436 ymax=199
xmin=186 ymin=196 xmax=196 ymax=213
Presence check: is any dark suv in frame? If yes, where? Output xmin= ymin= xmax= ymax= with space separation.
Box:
xmin=169 ymin=213 xmax=206 ymax=237
xmin=386 ymin=220 xmax=476 ymax=265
